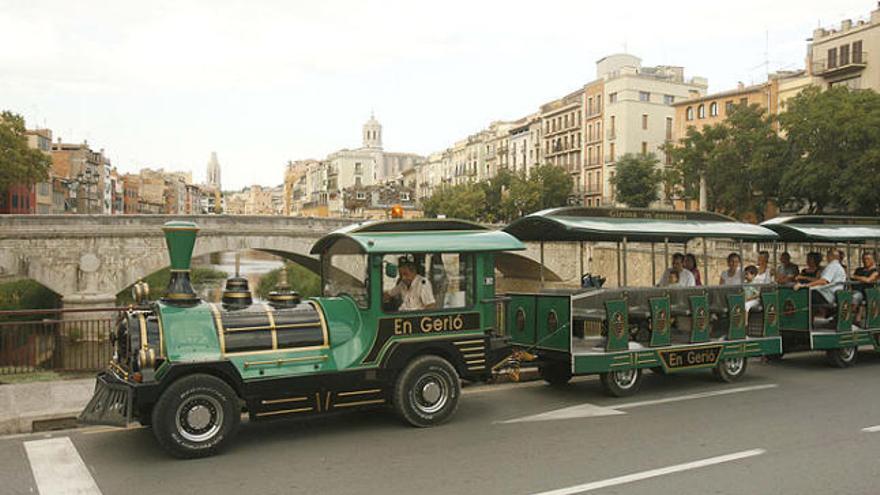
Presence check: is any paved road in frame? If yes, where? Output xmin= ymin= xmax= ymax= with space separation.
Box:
xmin=2 ymin=351 xmax=880 ymax=495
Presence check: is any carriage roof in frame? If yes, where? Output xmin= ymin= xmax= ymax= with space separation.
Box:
xmin=310 ymin=219 xmax=526 ymax=255
xmin=761 ymin=215 xmax=880 ymax=242
xmin=504 ymin=207 xmax=779 ymax=243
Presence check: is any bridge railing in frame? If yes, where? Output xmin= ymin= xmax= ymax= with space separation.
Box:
xmin=0 ymin=307 xmax=123 ymax=376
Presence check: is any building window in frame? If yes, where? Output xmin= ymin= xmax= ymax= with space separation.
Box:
xmin=639 ymin=91 xmax=650 ymax=102
xmin=697 ymin=104 xmax=705 ymax=119
xmin=853 ymin=40 xmax=863 ymax=63
xmin=587 ymin=97 xmax=593 ymax=114
xmin=609 ymin=143 xmax=615 ymax=162
xmin=686 ymin=107 xmax=694 ymax=121
xmin=725 ymin=101 xmax=734 ymax=114
xmin=597 ymin=121 xmax=601 ymax=138
xmin=665 ymin=117 xmax=673 ymax=140
xmin=739 ymin=97 xmax=748 ymax=106
xmin=587 ymin=124 xmax=593 ymax=141
xmin=400 ymin=192 xmax=410 ymax=201
xmin=664 ymin=94 xmax=675 ymax=105
xmin=641 ymin=142 xmax=648 ymax=155
xmin=596 ymin=94 xmax=602 ymax=112
xmin=609 ymin=92 xmax=618 ymax=103
xmin=609 ymin=116 xmax=615 ymax=138
xmin=827 ymin=47 xmax=838 ymax=69
xmin=356 ymin=192 xmax=366 ymax=200
xmin=840 ymin=44 xmax=850 ymax=65
xmin=709 ymin=102 xmax=718 ymax=117
xmin=642 ymin=114 xmax=648 ymax=130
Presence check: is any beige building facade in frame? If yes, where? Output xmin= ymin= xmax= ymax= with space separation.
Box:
xmin=808 ymin=6 xmax=880 ymax=92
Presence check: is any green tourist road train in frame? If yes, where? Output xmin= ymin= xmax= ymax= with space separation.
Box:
xmin=79 ymin=208 xmax=880 ymax=458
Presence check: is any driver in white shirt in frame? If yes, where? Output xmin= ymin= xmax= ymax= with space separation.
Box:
xmin=383 ymin=262 xmax=436 ymax=311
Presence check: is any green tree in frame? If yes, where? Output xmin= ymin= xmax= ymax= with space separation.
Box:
xmin=257 ymin=262 xmax=321 ymax=299
xmin=421 ymin=183 xmax=487 ymax=221
xmin=779 ymin=87 xmax=880 ymax=214
xmin=480 ymin=168 xmax=516 ymax=222
xmin=667 ymin=104 xmax=787 ymax=220
xmin=0 ymin=111 xmax=51 ymax=192
xmin=609 ymin=153 xmax=661 ymax=207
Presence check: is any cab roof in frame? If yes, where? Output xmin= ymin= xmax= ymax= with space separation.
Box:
xmin=504 ymin=207 xmax=779 ymax=243
xmin=310 ymin=219 xmax=526 ymax=255
xmin=761 ymin=215 xmax=880 ymax=242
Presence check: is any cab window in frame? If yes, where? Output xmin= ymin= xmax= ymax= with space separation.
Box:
xmin=321 ymin=238 xmax=369 ymax=308
xmin=382 ymin=253 xmax=474 ymax=312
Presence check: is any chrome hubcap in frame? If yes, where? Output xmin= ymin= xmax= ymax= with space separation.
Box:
xmin=413 ymin=373 xmax=449 ymax=414
xmin=175 ymin=395 xmax=223 ymax=443
xmin=613 ymin=369 xmax=638 ymax=389
xmin=840 ymin=347 xmax=856 ymax=361
xmin=725 ymin=357 xmax=745 ymax=375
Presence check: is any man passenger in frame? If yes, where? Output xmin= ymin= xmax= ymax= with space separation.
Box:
xmin=719 ymin=253 xmax=742 ymax=285
xmin=851 ymin=251 xmax=879 ymax=309
xmin=794 ymin=249 xmax=847 ymax=308
xmin=383 ymin=261 xmax=436 ymax=311
xmin=659 ymin=253 xmax=696 ymax=287
xmin=775 ymin=252 xmax=799 ymax=285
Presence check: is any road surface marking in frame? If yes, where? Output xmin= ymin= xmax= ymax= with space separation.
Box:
xmin=498 ymin=403 xmax=624 ymax=423
xmin=530 ymin=449 xmax=766 ymax=495
xmin=861 ymin=425 xmax=880 ymax=433
xmin=498 ymin=384 xmax=777 ymax=424
xmin=613 ymin=384 xmax=778 ymax=409
xmin=24 ymin=436 xmax=101 ymax=495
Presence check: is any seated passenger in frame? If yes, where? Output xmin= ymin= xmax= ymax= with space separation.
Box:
xmin=753 ymin=250 xmax=773 ymax=284
xmin=383 ymin=262 xmax=436 ymax=311
xmin=794 ymin=249 xmax=846 ymax=308
xmin=719 ymin=253 xmax=742 ymax=285
xmin=775 ymin=252 xmax=799 ymax=285
xmin=743 ymin=265 xmax=761 ymax=315
xmin=684 ymin=254 xmax=702 ymax=286
xmin=659 ymin=253 xmax=696 ymax=287
xmin=796 ymin=252 xmax=822 ymax=283
xmin=851 ymin=252 xmax=879 ymax=308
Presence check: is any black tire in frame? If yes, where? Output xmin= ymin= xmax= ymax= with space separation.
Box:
xmin=713 ymin=357 xmax=748 ymax=383
xmin=151 ymin=374 xmax=240 ymax=459
xmin=826 ymin=347 xmax=858 ymax=368
xmin=599 ymin=368 xmax=643 ymax=397
xmin=539 ymin=362 xmax=572 ymax=386
xmin=394 ymin=355 xmax=461 ymax=428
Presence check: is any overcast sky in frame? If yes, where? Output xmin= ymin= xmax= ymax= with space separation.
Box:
xmin=0 ymin=0 xmax=873 ymax=189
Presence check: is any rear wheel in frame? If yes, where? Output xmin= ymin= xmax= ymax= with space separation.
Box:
xmin=151 ymin=374 xmax=240 ymax=459
xmin=599 ymin=368 xmax=643 ymax=397
xmin=394 ymin=355 xmax=460 ymax=427
xmin=539 ymin=362 xmax=572 ymax=386
xmin=713 ymin=357 xmax=748 ymax=382
xmin=826 ymin=347 xmax=857 ymax=368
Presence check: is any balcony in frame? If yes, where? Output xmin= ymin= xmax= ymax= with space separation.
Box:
xmin=812 ymin=52 xmax=867 ymax=76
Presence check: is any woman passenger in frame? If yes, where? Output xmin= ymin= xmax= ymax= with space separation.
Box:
xmin=753 ymin=250 xmax=773 ymax=284
xmin=851 ymin=252 xmax=879 ymax=310
xmin=796 ymin=252 xmax=822 ymax=283
xmin=684 ymin=254 xmax=702 ymax=286
xmin=719 ymin=253 xmax=742 ymax=285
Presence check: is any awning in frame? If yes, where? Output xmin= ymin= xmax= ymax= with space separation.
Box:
xmin=504 ymin=207 xmax=779 ymax=243
xmin=761 ymin=216 xmax=880 ymax=242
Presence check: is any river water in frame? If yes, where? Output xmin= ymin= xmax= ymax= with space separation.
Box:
xmin=191 ymin=250 xmax=285 ymax=302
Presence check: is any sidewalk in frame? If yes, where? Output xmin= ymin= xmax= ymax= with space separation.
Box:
xmin=0 ymin=378 xmax=95 ymax=435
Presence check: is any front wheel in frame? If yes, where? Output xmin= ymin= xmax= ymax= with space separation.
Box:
xmin=599 ymin=368 xmax=643 ymax=397
xmin=151 ymin=374 xmax=241 ymax=459
xmin=826 ymin=347 xmax=858 ymax=368
xmin=713 ymin=357 xmax=748 ymax=383
xmin=394 ymin=355 xmax=461 ymax=427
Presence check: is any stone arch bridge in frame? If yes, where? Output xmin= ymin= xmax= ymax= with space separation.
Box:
xmin=0 ymin=215 xmax=571 ymax=312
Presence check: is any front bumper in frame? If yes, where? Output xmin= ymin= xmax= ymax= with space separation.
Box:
xmin=78 ymin=371 xmax=134 ymax=427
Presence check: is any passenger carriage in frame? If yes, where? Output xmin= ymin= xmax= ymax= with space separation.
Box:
xmin=501 ymin=207 xmax=784 ymax=397
xmin=761 ymin=215 xmax=880 ymax=367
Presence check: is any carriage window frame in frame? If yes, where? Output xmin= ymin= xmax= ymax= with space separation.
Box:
xmin=320 ymin=238 xmax=370 ymax=309
xmin=380 ymin=252 xmax=477 ymax=315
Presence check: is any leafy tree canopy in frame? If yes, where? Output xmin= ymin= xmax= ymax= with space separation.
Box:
xmin=609 ymin=153 xmax=661 ymax=207
xmin=0 ymin=111 xmax=52 ymax=192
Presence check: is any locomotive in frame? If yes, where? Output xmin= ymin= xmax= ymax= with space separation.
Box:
xmin=80 ymin=219 xmax=524 ymax=458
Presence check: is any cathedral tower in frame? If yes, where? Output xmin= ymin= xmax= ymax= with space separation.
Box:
xmin=362 ymin=113 xmax=382 ymax=149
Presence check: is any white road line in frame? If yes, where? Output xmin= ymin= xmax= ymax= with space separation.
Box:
xmin=530 ymin=449 xmax=766 ymax=495
xmin=861 ymin=425 xmax=880 ymax=433
xmin=24 ymin=437 xmax=101 ymax=495
xmin=499 ymin=384 xmax=778 ymax=424
xmin=614 ymin=384 xmax=779 ymax=409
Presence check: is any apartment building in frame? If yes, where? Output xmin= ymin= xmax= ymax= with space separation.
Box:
xmin=600 ymin=54 xmax=707 ymax=204
xmin=672 ymin=81 xmax=778 ymax=142
xmin=808 ymin=5 xmax=880 ymax=91
xmin=508 ymin=113 xmax=542 ymax=176
xmin=583 ymin=80 xmax=605 ymax=206
xmin=540 ymin=88 xmax=584 ymax=201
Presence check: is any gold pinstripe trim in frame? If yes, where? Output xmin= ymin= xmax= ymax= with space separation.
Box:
xmin=255 ymin=407 xmax=313 ymax=417
xmin=338 ymin=388 xmax=382 ymax=397
xmin=209 ymin=303 xmax=226 ymax=354
xmin=261 ymin=396 xmax=309 ymax=405
xmin=463 ymin=353 xmax=484 ymax=359
xmin=307 ymin=300 xmax=330 ymax=348
xmin=243 ymin=355 xmax=328 ymax=368
xmin=264 ymin=303 xmax=278 ymax=350
xmin=458 ymin=346 xmax=484 ymax=352
xmin=466 ymin=359 xmax=486 ymax=365
xmin=454 ymin=339 xmax=485 ymax=345
xmin=315 ymin=392 xmax=321 ymax=412
xmin=156 ymin=313 xmax=165 ymax=358
xmin=333 ymin=399 xmax=385 ymax=408
xmin=325 ymin=392 xmax=331 ymax=411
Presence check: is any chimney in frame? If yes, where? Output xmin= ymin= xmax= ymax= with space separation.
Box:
xmin=841 ymin=19 xmax=852 ymax=30
xmin=161 ymin=221 xmax=200 ymax=306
